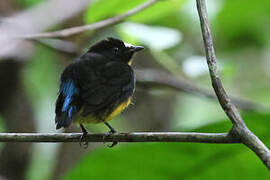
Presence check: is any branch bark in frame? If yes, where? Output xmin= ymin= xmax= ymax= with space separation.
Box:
xmin=0 ymin=132 xmax=240 ymax=143
xmin=20 ymin=0 xmax=159 ymax=39
xmin=196 ymin=0 xmax=270 ymax=169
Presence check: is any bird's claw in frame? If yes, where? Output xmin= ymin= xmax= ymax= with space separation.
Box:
xmin=103 ymin=130 xmax=118 ymax=148
xmin=79 ymin=132 xmax=88 ymax=149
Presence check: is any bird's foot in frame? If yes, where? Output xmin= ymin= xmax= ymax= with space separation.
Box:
xmin=79 ymin=124 xmax=89 ymax=149
xmin=103 ymin=128 xmax=118 ymax=148
xmin=79 ymin=132 xmax=88 ymax=148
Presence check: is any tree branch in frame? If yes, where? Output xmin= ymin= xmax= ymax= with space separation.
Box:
xmin=0 ymin=132 xmax=240 ymax=143
xmin=20 ymin=0 xmax=159 ymax=39
xmin=136 ymin=69 xmax=268 ymax=112
xmin=196 ymin=0 xmax=270 ymax=169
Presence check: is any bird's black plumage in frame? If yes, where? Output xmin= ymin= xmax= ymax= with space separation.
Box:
xmin=55 ymin=38 xmax=143 ymax=133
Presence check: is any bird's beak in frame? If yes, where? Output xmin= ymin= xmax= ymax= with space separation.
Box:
xmin=132 ymin=45 xmax=144 ymax=52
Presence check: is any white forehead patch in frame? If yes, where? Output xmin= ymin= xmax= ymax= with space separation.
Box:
xmin=124 ymin=42 xmax=133 ymax=48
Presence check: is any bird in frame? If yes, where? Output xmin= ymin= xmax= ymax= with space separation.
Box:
xmin=55 ymin=37 xmax=144 ymax=147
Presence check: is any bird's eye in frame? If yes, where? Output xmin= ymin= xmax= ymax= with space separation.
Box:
xmin=114 ymin=47 xmax=119 ymax=54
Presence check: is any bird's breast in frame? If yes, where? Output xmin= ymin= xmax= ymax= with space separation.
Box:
xmin=74 ymin=97 xmax=132 ymax=124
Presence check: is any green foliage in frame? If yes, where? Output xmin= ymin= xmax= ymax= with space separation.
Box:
xmin=63 ymin=112 xmax=270 ymax=180
xmin=84 ymin=0 xmax=187 ymax=24
xmin=215 ymin=0 xmax=270 ymax=50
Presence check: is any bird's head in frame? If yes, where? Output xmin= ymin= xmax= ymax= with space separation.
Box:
xmin=88 ymin=37 xmax=144 ymax=65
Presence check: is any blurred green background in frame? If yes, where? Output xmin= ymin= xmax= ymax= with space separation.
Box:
xmin=1 ymin=0 xmax=270 ymax=179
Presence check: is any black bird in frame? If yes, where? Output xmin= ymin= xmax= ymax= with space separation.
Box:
xmin=55 ymin=37 xmax=144 ymax=147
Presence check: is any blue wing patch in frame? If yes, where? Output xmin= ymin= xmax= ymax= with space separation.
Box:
xmin=61 ymin=79 xmax=79 ymax=118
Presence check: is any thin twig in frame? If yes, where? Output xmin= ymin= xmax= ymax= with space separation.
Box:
xmin=196 ymin=0 xmax=270 ymax=169
xmin=0 ymin=132 xmax=240 ymax=143
xmin=20 ymin=0 xmax=159 ymax=39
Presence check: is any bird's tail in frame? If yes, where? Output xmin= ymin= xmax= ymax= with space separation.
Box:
xmin=55 ymin=93 xmax=77 ymax=129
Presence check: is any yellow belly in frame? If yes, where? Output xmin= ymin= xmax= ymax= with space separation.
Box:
xmin=128 ymin=59 xmax=133 ymax=66
xmin=105 ymin=97 xmax=132 ymax=121
xmin=75 ymin=97 xmax=132 ymax=124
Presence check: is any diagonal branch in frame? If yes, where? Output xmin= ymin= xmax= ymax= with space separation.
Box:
xmin=196 ymin=0 xmax=270 ymax=169
xmin=20 ymin=0 xmax=159 ymax=39
xmin=0 ymin=132 xmax=240 ymax=143
xmin=136 ymin=69 xmax=268 ymax=111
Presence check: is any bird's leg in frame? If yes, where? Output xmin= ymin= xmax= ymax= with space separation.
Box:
xmin=104 ymin=122 xmax=118 ymax=148
xmin=79 ymin=124 xmax=88 ymax=148
xmin=105 ymin=122 xmax=116 ymax=133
